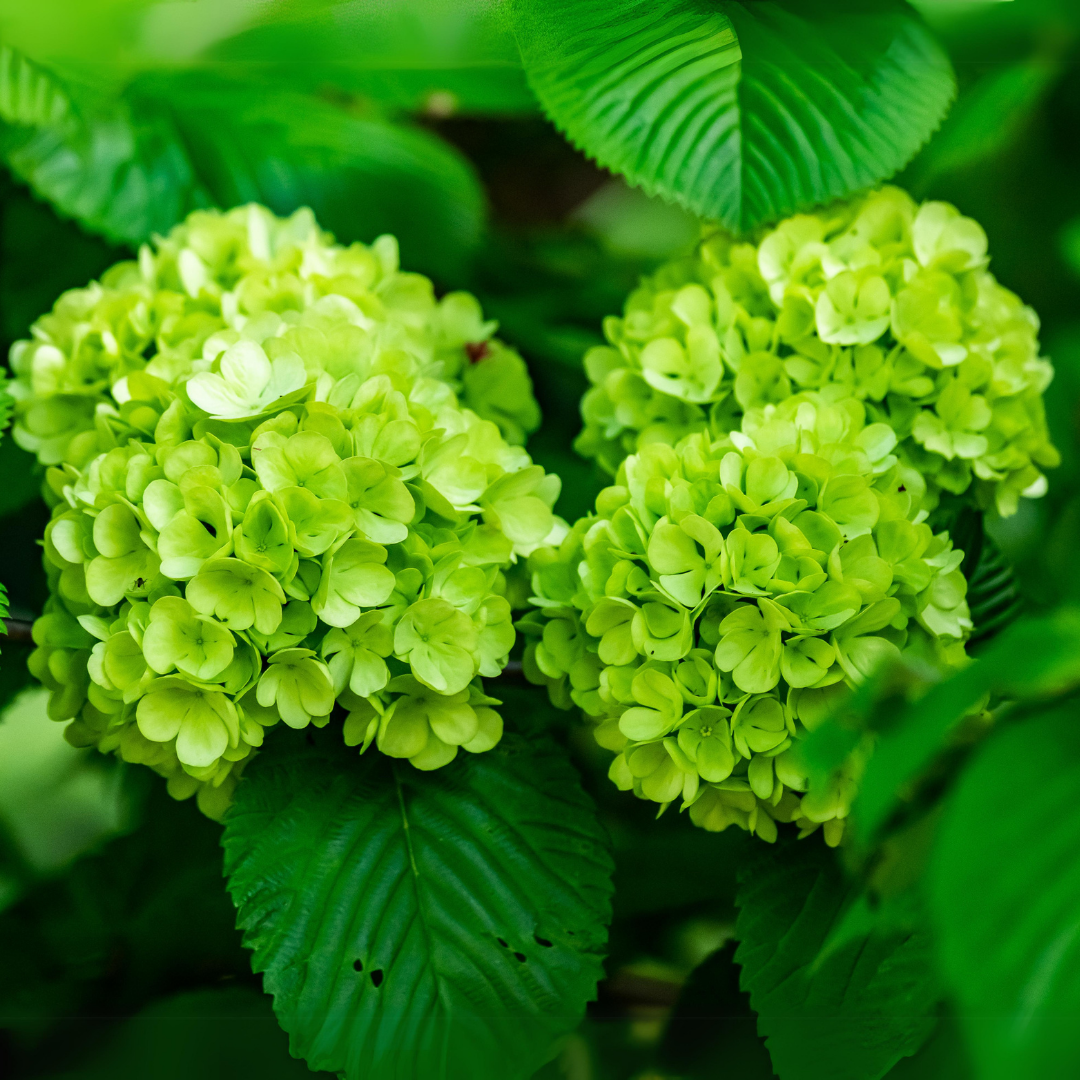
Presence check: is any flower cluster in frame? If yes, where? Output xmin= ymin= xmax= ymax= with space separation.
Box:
xmin=11 ymin=203 xmax=541 ymax=468
xmin=576 ymin=187 xmax=1057 ymax=517
xmin=20 ymin=206 xmax=562 ymax=818
xmin=522 ymin=393 xmax=972 ymax=845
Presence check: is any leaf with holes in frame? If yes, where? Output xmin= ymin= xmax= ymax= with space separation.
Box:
xmin=512 ymin=0 xmax=955 ymax=231
xmin=735 ymin=839 xmax=939 ymax=1080
xmin=929 ymin=704 xmax=1080 ymax=1080
xmin=222 ymin=727 xmax=613 ymax=1080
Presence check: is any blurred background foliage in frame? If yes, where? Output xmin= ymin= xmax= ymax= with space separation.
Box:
xmin=1 ymin=1 xmax=1080 ymax=1078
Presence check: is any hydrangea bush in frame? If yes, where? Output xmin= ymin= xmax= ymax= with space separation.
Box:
xmin=17 ymin=205 xmax=562 ymax=818
xmin=576 ymin=187 xmax=1058 ymax=518
xmin=523 ymin=392 xmax=974 ymax=844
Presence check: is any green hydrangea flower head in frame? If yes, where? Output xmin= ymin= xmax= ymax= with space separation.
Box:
xmin=577 ymin=187 xmax=1058 ymax=518
xmin=24 ymin=205 xmax=564 ymax=819
xmin=10 ymin=203 xmax=541 ymax=468
xmin=523 ymin=393 xmax=973 ymax=846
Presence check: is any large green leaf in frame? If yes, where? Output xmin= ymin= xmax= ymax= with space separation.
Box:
xmin=512 ymin=0 xmax=955 ymax=232
xmin=0 ymin=49 xmax=486 ymax=279
xmin=929 ymin=704 xmax=1080 ymax=1080
xmin=222 ymin=728 xmax=613 ymax=1080
xmin=143 ymin=71 xmax=487 ymax=279
xmin=735 ymin=839 xmax=939 ymax=1080
xmin=0 ymin=46 xmax=194 ymax=247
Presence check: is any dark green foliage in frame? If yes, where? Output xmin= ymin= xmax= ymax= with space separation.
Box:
xmin=0 ymin=174 xmax=121 ymax=344
xmin=903 ymin=58 xmax=1060 ymax=194
xmin=930 ymin=704 xmax=1080 ymax=1080
xmin=0 ymin=437 xmax=42 ymax=523
xmin=964 ymin=536 xmax=1024 ymax=647
xmin=611 ymin=823 xmax=743 ymax=919
xmin=0 ymin=778 xmax=250 ymax=1071
xmin=947 ymin=507 xmax=1025 ymax=648
xmin=223 ymin=727 xmax=613 ymax=1080
xmin=2 ymin=2 xmax=1080 ymax=1078
xmin=471 ymin=225 xmax=640 ymax=521
xmin=36 ymin=989 xmax=323 ymax=1080
xmin=0 ymin=48 xmax=486 ymax=280
xmin=735 ymin=839 xmax=939 ymax=1080
xmin=851 ymin=609 xmax=1080 ymax=845
xmin=883 ymin=1013 xmax=974 ymax=1080
xmin=797 ymin=607 xmax=1080 ymax=854
xmin=660 ymin=941 xmax=776 ymax=1079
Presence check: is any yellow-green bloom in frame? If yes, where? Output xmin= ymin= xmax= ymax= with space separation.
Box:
xmin=23 ymin=204 xmax=564 ymax=819
xmin=524 ymin=393 xmax=974 ymax=846
xmin=11 ymin=204 xmax=542 ymax=466
xmin=141 ymin=596 xmax=236 ymax=681
xmin=576 ymin=187 xmax=1058 ymax=518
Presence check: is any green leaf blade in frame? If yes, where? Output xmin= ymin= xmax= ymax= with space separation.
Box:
xmin=513 ymin=0 xmax=955 ymax=231
xmin=203 ymin=0 xmax=536 ymax=115
xmin=0 ymin=50 xmax=486 ymax=280
xmin=0 ymin=53 xmax=199 ymax=245
xmin=0 ymin=45 xmax=69 ymax=127
xmin=223 ymin=730 xmax=613 ymax=1080
xmin=905 ymin=57 xmax=1060 ymax=192
xmin=735 ymin=840 xmax=939 ymax=1080
xmin=515 ymin=0 xmax=742 ymax=215
xmin=852 ymin=608 xmax=1080 ymax=845
xmin=149 ymin=71 xmax=487 ymax=279
xmin=929 ymin=705 xmax=1080 ymax=1080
